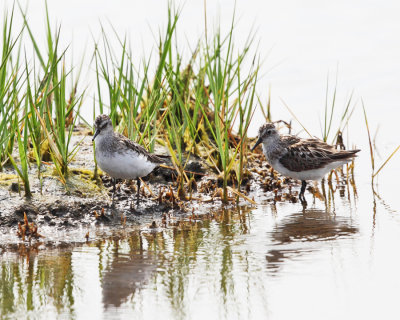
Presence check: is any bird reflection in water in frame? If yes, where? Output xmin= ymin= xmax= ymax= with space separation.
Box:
xmin=266 ymin=208 xmax=358 ymax=273
xmin=101 ymin=234 xmax=157 ymax=308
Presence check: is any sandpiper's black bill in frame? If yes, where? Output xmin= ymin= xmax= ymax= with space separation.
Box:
xmin=251 ymin=137 xmax=263 ymax=151
xmin=92 ymin=129 xmax=100 ymax=141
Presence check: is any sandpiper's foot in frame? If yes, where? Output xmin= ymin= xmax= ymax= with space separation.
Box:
xmin=110 ymin=178 xmax=117 ymax=208
xmin=130 ymin=199 xmax=140 ymax=211
xmin=299 ymin=180 xmax=308 ymax=207
xmin=130 ymin=198 xmax=140 ymax=212
xmin=130 ymin=200 xmax=140 ymax=213
xmin=300 ymin=196 xmax=308 ymax=207
xmin=136 ymin=178 xmax=141 ymax=207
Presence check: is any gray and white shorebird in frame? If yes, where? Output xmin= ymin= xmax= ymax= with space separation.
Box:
xmin=92 ymin=114 xmax=164 ymax=207
xmin=252 ymin=122 xmax=360 ymax=204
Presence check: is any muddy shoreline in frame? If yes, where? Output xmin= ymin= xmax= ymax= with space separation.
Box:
xmin=0 ymin=130 xmax=301 ymax=249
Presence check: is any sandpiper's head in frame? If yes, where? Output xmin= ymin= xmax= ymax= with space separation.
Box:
xmin=251 ymin=123 xmax=279 ymax=151
xmin=92 ymin=114 xmax=113 ymax=141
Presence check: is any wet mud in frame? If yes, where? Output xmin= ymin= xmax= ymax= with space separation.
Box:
xmin=0 ymin=130 xmax=310 ymax=248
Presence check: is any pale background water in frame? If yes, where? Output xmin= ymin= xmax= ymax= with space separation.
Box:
xmin=1 ymin=1 xmax=400 ymax=319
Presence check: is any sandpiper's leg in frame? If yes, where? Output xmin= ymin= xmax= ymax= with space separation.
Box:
xmin=136 ymin=178 xmax=141 ymax=206
xmin=111 ymin=178 xmax=116 ymax=207
xmin=299 ymin=180 xmax=307 ymax=204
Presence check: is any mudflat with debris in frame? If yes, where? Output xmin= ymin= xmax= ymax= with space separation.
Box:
xmin=0 ymin=129 xmax=302 ymax=249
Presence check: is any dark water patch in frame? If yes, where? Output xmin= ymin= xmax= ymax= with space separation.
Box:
xmin=266 ymin=208 xmax=358 ymax=273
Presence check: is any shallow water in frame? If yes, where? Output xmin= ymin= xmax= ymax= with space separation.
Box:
xmin=1 ymin=179 xmax=399 ymax=319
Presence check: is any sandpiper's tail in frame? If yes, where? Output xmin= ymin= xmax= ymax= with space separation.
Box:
xmin=329 ymin=149 xmax=360 ymax=162
xmin=151 ymin=153 xmax=170 ymax=164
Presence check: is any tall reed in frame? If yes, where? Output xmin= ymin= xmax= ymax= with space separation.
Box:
xmin=322 ymin=73 xmax=355 ymax=144
xmin=198 ymin=16 xmax=259 ymax=202
xmin=21 ymin=2 xmax=84 ymax=181
xmin=0 ymin=6 xmax=24 ymax=170
xmin=8 ymin=101 xmax=31 ymax=197
xmin=363 ymin=101 xmax=400 ymax=181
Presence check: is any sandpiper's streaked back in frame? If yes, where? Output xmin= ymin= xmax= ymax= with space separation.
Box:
xmin=92 ymin=114 xmax=164 ymax=207
xmin=252 ymin=122 xmax=360 ymax=204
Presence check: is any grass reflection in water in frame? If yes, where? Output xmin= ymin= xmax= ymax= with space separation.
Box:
xmin=0 ymin=200 xmax=360 ymax=319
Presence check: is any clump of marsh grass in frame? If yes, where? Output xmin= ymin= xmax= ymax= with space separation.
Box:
xmin=93 ymin=6 xmax=259 ymax=204
xmin=197 ymin=14 xmax=259 ymax=202
xmin=0 ymin=1 xmax=86 ymax=196
xmin=93 ymin=30 xmax=169 ymax=148
xmin=0 ymin=6 xmax=32 ymax=197
xmin=8 ymin=107 xmax=31 ymax=197
xmin=20 ymin=2 xmax=84 ymax=183
xmin=0 ymin=6 xmax=24 ymax=171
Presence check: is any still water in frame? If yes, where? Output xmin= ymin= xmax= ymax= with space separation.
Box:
xmin=1 ymin=180 xmax=400 ymax=319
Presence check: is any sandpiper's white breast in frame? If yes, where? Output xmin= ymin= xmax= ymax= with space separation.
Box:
xmin=95 ymin=136 xmax=157 ymax=179
xmin=270 ymin=158 xmax=351 ymax=181
xmin=96 ymin=149 xmax=157 ymax=179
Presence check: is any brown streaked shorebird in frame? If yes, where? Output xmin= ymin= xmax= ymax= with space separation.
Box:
xmin=252 ymin=122 xmax=360 ymax=204
xmin=92 ymin=114 xmax=164 ymax=207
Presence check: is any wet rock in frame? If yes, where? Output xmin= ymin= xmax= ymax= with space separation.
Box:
xmin=7 ymin=217 xmax=19 ymax=227
xmin=154 ymin=166 xmax=175 ymax=182
xmin=63 ymin=220 xmax=72 ymax=227
xmin=71 ymin=208 xmax=81 ymax=218
xmin=186 ymin=161 xmax=205 ymax=175
xmin=95 ymin=215 xmax=111 ymax=223
xmin=10 ymin=182 xmax=19 ymax=192
xmin=50 ymin=206 xmax=69 ymax=217
xmin=15 ymin=203 xmax=40 ymax=219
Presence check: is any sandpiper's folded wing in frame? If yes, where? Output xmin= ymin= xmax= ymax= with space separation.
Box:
xmin=116 ymin=133 xmax=164 ymax=164
xmin=279 ymin=138 xmax=359 ymax=172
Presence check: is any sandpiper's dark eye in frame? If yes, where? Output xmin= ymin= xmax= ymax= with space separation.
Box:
xmin=266 ymin=130 xmax=271 ymax=135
